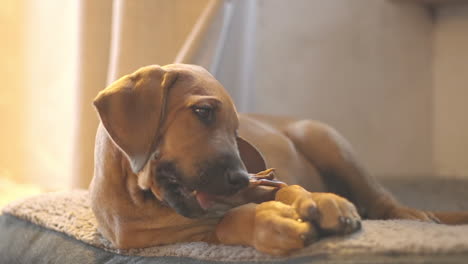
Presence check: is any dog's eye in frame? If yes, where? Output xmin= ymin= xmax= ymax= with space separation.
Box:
xmin=192 ymin=106 xmax=214 ymax=124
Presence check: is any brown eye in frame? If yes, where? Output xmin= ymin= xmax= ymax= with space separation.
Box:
xmin=192 ymin=106 xmax=214 ymax=124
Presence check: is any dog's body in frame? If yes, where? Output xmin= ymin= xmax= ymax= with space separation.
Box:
xmin=90 ymin=64 xmax=468 ymax=255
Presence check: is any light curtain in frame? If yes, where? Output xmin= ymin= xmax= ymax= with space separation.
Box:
xmin=73 ymin=0 xmax=210 ymax=188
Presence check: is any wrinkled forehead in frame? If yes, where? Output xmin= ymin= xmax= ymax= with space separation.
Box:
xmin=164 ymin=65 xmax=232 ymax=101
xmin=164 ymin=64 xmax=222 ymax=92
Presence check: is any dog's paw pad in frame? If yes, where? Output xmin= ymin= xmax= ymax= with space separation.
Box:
xmin=339 ymin=216 xmax=361 ymax=234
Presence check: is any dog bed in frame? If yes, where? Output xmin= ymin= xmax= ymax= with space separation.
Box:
xmin=1 ymin=177 xmax=468 ymax=264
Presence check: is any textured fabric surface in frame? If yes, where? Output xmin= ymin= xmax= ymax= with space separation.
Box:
xmin=2 ymin=214 xmax=468 ymax=264
xmin=2 ymin=186 xmax=468 ymax=262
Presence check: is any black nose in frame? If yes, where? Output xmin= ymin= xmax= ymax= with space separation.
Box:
xmin=225 ymin=170 xmax=249 ymax=190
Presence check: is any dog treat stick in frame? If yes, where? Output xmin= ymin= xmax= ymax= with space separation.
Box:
xmin=248 ymin=168 xmax=288 ymax=189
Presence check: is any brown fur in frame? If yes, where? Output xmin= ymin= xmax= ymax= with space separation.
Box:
xmin=90 ymin=64 xmax=468 ymax=255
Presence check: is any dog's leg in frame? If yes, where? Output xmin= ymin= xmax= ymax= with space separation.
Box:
xmin=216 ymin=184 xmax=361 ymax=255
xmin=284 ymin=120 xmax=439 ymax=222
xmin=431 ymin=211 xmax=468 ymax=225
xmin=216 ymin=202 xmax=318 ymax=256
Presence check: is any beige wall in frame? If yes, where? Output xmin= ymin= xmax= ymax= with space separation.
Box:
xmin=433 ymin=3 xmax=468 ymax=177
xmin=253 ymin=0 xmax=434 ymax=177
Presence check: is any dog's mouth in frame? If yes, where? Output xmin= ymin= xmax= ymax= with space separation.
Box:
xmin=153 ymin=162 xmax=283 ymax=218
xmin=193 ymin=190 xmax=226 ymax=210
xmin=154 ymin=162 xmax=242 ymax=218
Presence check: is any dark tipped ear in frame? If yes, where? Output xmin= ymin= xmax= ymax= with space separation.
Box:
xmin=236 ymin=136 xmax=266 ymax=173
xmin=93 ymin=65 xmax=178 ymax=173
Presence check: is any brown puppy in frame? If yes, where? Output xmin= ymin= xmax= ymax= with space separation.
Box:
xmin=90 ymin=64 xmax=468 ymax=255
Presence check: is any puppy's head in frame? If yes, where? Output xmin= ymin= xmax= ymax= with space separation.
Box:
xmin=94 ymin=64 xmax=264 ymax=218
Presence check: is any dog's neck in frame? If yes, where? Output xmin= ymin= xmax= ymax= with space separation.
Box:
xmin=94 ymin=126 xmax=164 ymax=208
xmin=136 ymin=151 xmax=165 ymax=202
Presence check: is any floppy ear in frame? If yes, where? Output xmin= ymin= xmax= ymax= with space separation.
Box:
xmin=236 ymin=136 xmax=267 ymax=173
xmin=94 ymin=65 xmax=178 ymax=173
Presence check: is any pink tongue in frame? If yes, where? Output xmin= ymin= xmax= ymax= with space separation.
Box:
xmin=196 ymin=192 xmax=218 ymax=210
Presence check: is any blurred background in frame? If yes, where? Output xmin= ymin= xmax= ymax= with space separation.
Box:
xmin=1 ymin=0 xmax=468 ymax=203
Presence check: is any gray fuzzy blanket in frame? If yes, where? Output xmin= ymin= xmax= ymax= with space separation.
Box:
xmin=2 ymin=177 xmax=468 ymax=263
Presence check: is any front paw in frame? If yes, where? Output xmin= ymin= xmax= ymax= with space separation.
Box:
xmin=276 ymin=185 xmax=361 ymax=236
xmin=309 ymin=192 xmax=362 ymax=235
xmin=253 ymin=201 xmax=318 ymax=256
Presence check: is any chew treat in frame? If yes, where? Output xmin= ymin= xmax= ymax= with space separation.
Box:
xmin=248 ymin=168 xmax=288 ymax=189
xmin=209 ymin=169 xmax=287 ymax=209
